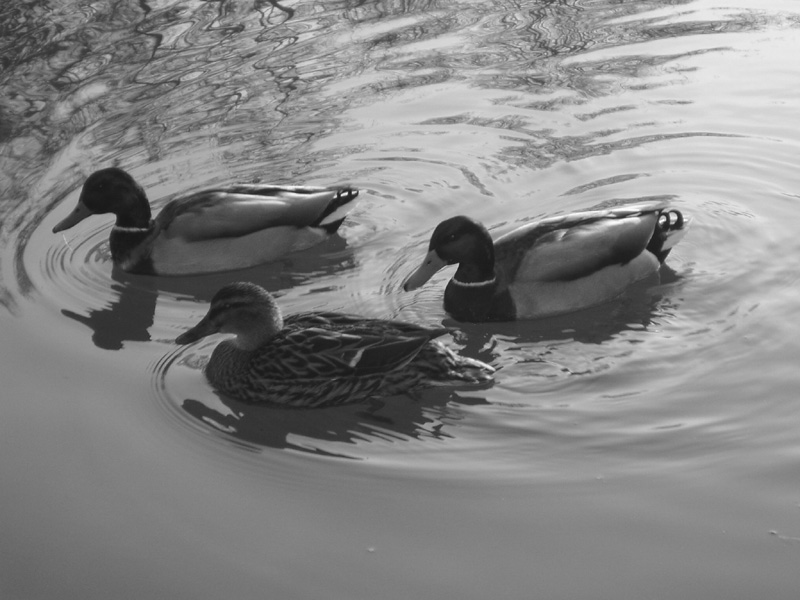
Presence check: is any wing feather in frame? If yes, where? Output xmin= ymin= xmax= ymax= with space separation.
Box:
xmin=253 ymin=328 xmax=430 ymax=379
xmin=155 ymin=187 xmax=348 ymax=241
xmin=497 ymin=205 xmax=663 ymax=283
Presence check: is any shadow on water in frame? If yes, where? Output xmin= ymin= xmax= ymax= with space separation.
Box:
xmin=179 ymin=386 xmax=490 ymax=459
xmin=61 ymin=273 xmax=157 ymax=350
xmin=59 ymin=235 xmax=357 ymax=350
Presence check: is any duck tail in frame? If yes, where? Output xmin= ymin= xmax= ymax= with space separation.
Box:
xmin=316 ymin=187 xmax=359 ymax=233
xmin=648 ymin=208 xmax=690 ymax=263
xmin=422 ymin=343 xmax=496 ymax=385
xmin=452 ymin=355 xmax=496 ymax=384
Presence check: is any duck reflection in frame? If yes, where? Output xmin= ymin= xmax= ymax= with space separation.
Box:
xmin=181 ymin=385 xmax=489 ymax=458
xmin=61 ymin=273 xmax=157 ymax=351
xmin=62 ymin=235 xmax=356 ymax=350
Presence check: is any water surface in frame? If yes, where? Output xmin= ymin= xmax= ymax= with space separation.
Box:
xmin=2 ymin=1 xmax=800 ymax=598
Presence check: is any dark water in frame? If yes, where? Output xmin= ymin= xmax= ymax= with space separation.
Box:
xmin=2 ymin=1 xmax=800 ymax=598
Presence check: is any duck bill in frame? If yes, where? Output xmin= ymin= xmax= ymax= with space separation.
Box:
xmin=175 ymin=315 xmax=218 ymax=345
xmin=403 ymin=250 xmax=448 ymax=291
xmin=52 ymin=200 xmax=93 ymax=233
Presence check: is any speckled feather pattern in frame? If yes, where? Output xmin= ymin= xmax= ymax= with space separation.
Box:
xmin=204 ymin=312 xmax=494 ymax=407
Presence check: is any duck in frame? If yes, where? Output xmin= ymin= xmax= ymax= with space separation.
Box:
xmin=52 ymin=167 xmax=359 ymax=275
xmin=174 ymin=282 xmax=494 ymax=407
xmin=403 ymin=201 xmax=689 ymax=322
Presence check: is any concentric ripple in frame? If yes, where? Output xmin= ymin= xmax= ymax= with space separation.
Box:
xmin=43 ymin=219 xmax=121 ymax=321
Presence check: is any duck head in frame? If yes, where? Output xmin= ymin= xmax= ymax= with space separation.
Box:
xmin=176 ymin=282 xmax=284 ymax=351
xmin=403 ymin=216 xmax=495 ymax=291
xmin=52 ymin=167 xmax=152 ymax=233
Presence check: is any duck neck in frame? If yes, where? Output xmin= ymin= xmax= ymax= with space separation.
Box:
xmin=445 ymin=236 xmax=498 ymax=320
xmin=231 ymin=308 xmax=284 ymax=351
xmin=113 ymin=188 xmax=152 ymax=229
xmin=205 ymin=325 xmax=275 ymax=389
xmin=452 ymin=242 xmax=495 ymax=285
xmin=233 ymin=329 xmax=276 ymax=352
xmin=109 ymin=226 xmax=155 ymax=272
xmin=206 ymin=341 xmax=251 ymax=388
xmin=106 ymin=189 xmax=158 ymax=270
xmin=452 ymin=269 xmax=496 ymax=287
xmin=444 ymin=278 xmax=498 ymax=321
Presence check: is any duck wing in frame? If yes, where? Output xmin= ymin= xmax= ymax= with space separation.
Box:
xmin=496 ymin=203 xmax=667 ymax=283
xmin=155 ymin=185 xmax=358 ymax=241
xmin=262 ymin=328 xmax=432 ymax=379
xmin=285 ymin=312 xmax=450 ymax=339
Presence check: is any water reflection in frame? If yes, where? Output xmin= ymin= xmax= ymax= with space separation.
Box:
xmin=3 ymin=0 xmax=800 ymax=596
xmin=57 ymin=235 xmax=357 ymax=350
xmin=62 ymin=272 xmax=157 ymax=351
xmin=179 ymin=387 xmax=489 ymax=458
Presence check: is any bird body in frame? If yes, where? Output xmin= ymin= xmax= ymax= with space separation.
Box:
xmin=175 ymin=283 xmax=494 ymax=407
xmin=53 ymin=168 xmax=358 ymax=275
xmin=404 ymin=202 xmax=689 ymax=321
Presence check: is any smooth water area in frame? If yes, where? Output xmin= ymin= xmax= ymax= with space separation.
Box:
xmin=2 ymin=1 xmax=800 ymax=598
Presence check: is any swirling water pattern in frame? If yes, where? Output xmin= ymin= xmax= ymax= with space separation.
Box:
xmin=2 ymin=1 xmax=800 ymax=598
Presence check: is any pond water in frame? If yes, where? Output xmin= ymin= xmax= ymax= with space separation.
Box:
xmin=2 ymin=0 xmax=800 ymax=598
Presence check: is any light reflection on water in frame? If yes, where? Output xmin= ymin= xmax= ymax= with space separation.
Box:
xmin=3 ymin=0 xmax=800 ymax=598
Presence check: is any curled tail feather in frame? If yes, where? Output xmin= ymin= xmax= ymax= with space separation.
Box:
xmin=316 ymin=188 xmax=359 ymax=233
xmin=648 ymin=209 xmax=689 ymax=263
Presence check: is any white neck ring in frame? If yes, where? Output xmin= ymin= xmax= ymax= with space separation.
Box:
xmin=451 ymin=276 xmax=496 ymax=288
xmin=112 ymin=225 xmax=148 ymax=233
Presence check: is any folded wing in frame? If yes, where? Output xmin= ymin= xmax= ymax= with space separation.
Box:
xmin=157 ymin=186 xmax=357 ymax=241
xmin=260 ymin=328 xmax=433 ymax=379
xmin=497 ymin=203 xmax=665 ymax=283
